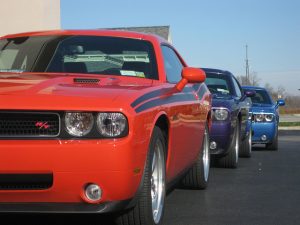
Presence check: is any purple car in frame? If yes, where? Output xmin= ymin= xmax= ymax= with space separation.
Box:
xmin=203 ymin=68 xmax=255 ymax=168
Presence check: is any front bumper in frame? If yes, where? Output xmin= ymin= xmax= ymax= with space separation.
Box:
xmin=209 ymin=121 xmax=233 ymax=155
xmin=252 ymin=122 xmax=276 ymax=144
xmin=0 ymin=138 xmax=146 ymax=212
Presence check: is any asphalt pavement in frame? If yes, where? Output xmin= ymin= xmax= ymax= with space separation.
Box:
xmin=2 ymin=130 xmax=300 ymax=225
xmin=163 ymin=130 xmax=300 ymax=225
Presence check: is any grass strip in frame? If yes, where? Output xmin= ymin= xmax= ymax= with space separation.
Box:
xmin=279 ymin=122 xmax=300 ymax=127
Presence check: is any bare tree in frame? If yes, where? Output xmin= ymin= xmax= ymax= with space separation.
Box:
xmin=237 ymin=71 xmax=261 ymax=86
xmin=264 ymin=83 xmax=274 ymax=94
xmin=249 ymin=72 xmax=260 ymax=86
xmin=277 ymin=85 xmax=286 ymax=99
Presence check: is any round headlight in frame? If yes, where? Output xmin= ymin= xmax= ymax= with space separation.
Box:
xmin=214 ymin=109 xmax=229 ymax=121
xmin=65 ymin=112 xmax=94 ymax=137
xmin=97 ymin=113 xmax=127 ymax=137
xmin=265 ymin=114 xmax=274 ymax=122
xmin=255 ymin=114 xmax=265 ymax=122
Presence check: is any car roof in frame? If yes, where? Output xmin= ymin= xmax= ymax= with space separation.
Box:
xmin=242 ymin=85 xmax=267 ymax=91
xmin=0 ymin=29 xmax=168 ymax=44
xmin=201 ymin=68 xmax=232 ymax=76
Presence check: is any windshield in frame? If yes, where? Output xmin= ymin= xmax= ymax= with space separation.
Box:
xmin=205 ymin=73 xmax=234 ymax=95
xmin=250 ymin=89 xmax=272 ymax=104
xmin=0 ymin=35 xmax=158 ymax=79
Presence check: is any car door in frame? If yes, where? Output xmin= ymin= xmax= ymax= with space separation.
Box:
xmin=161 ymin=45 xmax=204 ymax=179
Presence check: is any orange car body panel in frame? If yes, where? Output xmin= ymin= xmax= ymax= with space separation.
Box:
xmin=0 ymin=30 xmax=211 ymax=207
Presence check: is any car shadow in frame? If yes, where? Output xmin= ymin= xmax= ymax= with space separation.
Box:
xmin=251 ymin=144 xmax=279 ymax=151
xmin=0 ymin=214 xmax=118 ymax=225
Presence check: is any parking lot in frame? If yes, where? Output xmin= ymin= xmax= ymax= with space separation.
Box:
xmin=3 ymin=130 xmax=300 ymax=225
xmin=163 ymin=130 xmax=300 ymax=225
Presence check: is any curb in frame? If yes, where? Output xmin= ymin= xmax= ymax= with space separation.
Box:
xmin=279 ymin=126 xmax=300 ymax=130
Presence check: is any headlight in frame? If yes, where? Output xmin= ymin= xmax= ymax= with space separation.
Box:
xmin=214 ymin=109 xmax=229 ymax=121
xmin=265 ymin=114 xmax=274 ymax=122
xmin=253 ymin=114 xmax=274 ymax=122
xmin=254 ymin=114 xmax=265 ymax=122
xmin=65 ymin=112 xmax=94 ymax=137
xmin=97 ymin=113 xmax=127 ymax=137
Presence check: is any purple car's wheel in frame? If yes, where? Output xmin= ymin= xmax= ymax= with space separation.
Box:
xmin=218 ymin=119 xmax=240 ymax=168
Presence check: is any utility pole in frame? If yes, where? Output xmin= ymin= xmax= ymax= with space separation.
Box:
xmin=245 ymin=44 xmax=250 ymax=85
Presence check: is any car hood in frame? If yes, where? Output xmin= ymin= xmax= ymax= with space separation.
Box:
xmin=251 ymin=104 xmax=275 ymax=113
xmin=0 ymin=72 xmax=154 ymax=111
xmin=211 ymin=94 xmax=235 ymax=109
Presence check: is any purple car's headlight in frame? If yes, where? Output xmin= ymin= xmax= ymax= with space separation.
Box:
xmin=213 ymin=109 xmax=229 ymax=121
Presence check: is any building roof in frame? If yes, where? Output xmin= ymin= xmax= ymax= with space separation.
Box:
xmin=104 ymin=26 xmax=172 ymax=43
xmin=1 ymin=30 xmax=163 ymax=43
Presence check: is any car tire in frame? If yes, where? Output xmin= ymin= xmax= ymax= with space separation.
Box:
xmin=217 ymin=119 xmax=240 ymax=168
xmin=239 ymin=127 xmax=252 ymax=158
xmin=266 ymin=128 xmax=278 ymax=151
xmin=116 ymin=126 xmax=166 ymax=225
xmin=182 ymin=123 xmax=210 ymax=189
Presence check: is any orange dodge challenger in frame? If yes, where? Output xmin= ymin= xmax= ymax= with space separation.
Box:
xmin=0 ymin=30 xmax=211 ymax=225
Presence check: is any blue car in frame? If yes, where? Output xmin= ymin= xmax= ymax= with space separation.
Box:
xmin=203 ymin=68 xmax=255 ymax=168
xmin=242 ymin=86 xmax=285 ymax=150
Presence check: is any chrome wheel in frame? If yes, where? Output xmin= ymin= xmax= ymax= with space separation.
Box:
xmin=248 ymin=129 xmax=252 ymax=154
xmin=202 ymin=128 xmax=210 ymax=182
xmin=235 ymin=126 xmax=240 ymax=164
xmin=151 ymin=139 xmax=165 ymax=224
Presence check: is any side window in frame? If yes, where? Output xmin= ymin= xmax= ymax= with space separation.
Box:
xmin=232 ymin=77 xmax=242 ymax=98
xmin=161 ymin=46 xmax=183 ymax=83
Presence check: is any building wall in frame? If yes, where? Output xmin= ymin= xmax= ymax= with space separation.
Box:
xmin=0 ymin=0 xmax=60 ymax=37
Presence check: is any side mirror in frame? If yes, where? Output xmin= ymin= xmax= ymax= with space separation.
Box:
xmin=277 ymin=99 xmax=285 ymax=106
xmin=175 ymin=67 xmax=206 ymax=91
xmin=245 ymin=90 xmax=256 ymax=97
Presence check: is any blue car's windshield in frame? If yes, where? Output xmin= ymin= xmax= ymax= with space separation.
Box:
xmin=205 ymin=74 xmax=233 ymax=95
xmin=250 ymin=89 xmax=272 ymax=104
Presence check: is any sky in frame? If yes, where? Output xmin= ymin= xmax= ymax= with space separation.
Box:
xmin=61 ymin=0 xmax=300 ymax=95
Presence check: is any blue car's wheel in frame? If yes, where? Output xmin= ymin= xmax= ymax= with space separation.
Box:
xmin=240 ymin=127 xmax=252 ymax=158
xmin=266 ymin=128 xmax=278 ymax=150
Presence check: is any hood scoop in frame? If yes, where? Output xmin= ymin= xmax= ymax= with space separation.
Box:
xmin=73 ymin=78 xmax=100 ymax=84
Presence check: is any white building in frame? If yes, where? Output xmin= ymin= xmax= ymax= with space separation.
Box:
xmin=0 ymin=0 xmax=60 ymax=37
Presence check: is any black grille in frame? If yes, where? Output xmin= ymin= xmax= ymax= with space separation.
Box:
xmin=0 ymin=112 xmax=60 ymax=137
xmin=0 ymin=174 xmax=53 ymax=190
